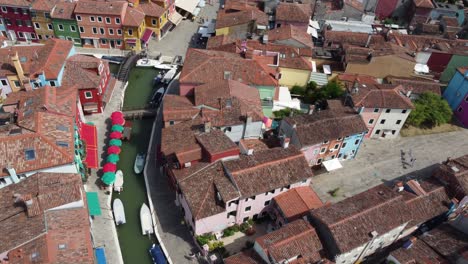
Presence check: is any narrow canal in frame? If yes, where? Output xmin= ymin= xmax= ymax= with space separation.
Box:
xmin=112 ymin=67 xmax=160 ymax=264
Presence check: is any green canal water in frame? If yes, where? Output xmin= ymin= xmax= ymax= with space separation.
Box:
xmin=112 ymin=66 xmax=159 ymax=263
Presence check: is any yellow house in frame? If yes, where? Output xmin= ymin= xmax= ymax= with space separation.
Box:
xmin=122 ymin=6 xmax=146 ymax=51
xmin=31 ymin=0 xmax=57 ymax=42
xmin=138 ymin=0 xmax=170 ymax=41
xmin=279 ymin=67 xmax=312 ymax=88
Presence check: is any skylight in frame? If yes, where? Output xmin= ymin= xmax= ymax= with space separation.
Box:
xmin=25 ymin=149 xmax=36 ymax=161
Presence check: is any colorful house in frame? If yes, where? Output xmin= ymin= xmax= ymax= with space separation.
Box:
xmin=74 ymin=1 xmax=127 ymax=49
xmin=138 ymin=0 xmax=167 ymax=41
xmin=274 ymin=3 xmax=311 ymax=30
xmin=215 ymin=9 xmax=268 ymax=37
xmin=278 ymin=100 xmax=368 ymax=166
xmin=51 ymin=1 xmax=82 ymax=46
xmin=122 ymin=6 xmax=146 ymax=51
xmin=31 ymin=0 xmax=58 ymax=43
xmin=443 ymin=67 xmax=468 ymax=127
xmin=0 ymin=0 xmax=37 ymax=42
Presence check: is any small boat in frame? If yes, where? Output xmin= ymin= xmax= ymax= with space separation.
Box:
xmin=134 ymin=153 xmax=146 ymax=174
xmin=113 ymin=170 xmax=124 ymax=193
xmin=101 ymin=56 xmax=125 ymax=64
xmin=154 ymin=64 xmax=174 ymax=70
xmin=149 ymin=244 xmax=167 ymax=264
xmin=153 ymin=73 xmax=163 ymax=86
xmin=140 ymin=203 xmax=154 ymax=235
xmin=162 ymin=67 xmax=177 ymax=83
xmin=113 ymin=198 xmax=126 ymax=225
xmin=136 ymin=58 xmax=161 ymax=67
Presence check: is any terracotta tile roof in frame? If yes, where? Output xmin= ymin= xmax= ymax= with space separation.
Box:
xmin=0 ymin=45 xmax=42 ymax=76
xmin=283 ymin=102 xmax=368 ymax=147
xmin=161 ymin=118 xmax=204 ymax=163
xmin=31 ymin=0 xmax=60 ymax=12
xmin=274 ymin=186 xmax=323 ymax=220
xmin=390 ymin=237 xmax=443 ymax=264
xmin=224 ymin=0 xmax=260 ymax=12
xmin=7 ymin=235 xmax=50 ymax=263
xmin=215 ymin=9 xmax=268 ymax=29
xmin=268 ymin=25 xmax=314 ymax=48
xmin=206 ymin=35 xmax=238 ymax=51
xmin=413 ymin=0 xmax=434 ymax=8
xmin=51 ymin=1 xmax=77 ymax=19
xmin=0 ymin=172 xmax=83 ymax=254
xmin=420 ymin=224 xmax=468 ymax=258
xmin=310 ymin=184 xmax=408 ymax=253
xmin=441 ymin=16 xmax=459 ymax=27
xmin=0 ymin=87 xmax=76 ymax=177
xmin=324 ymin=31 xmax=386 ymax=47
xmin=433 ymin=155 xmax=468 ymax=200
xmin=224 ymin=250 xmax=261 ymax=264
xmin=223 ymin=147 xmax=313 ymax=198
xmin=256 ymin=219 xmax=323 ymax=263
xmin=239 ymin=139 xmax=271 ymax=152
xmin=385 ymin=76 xmax=442 ymax=95
xmin=347 ymin=83 xmax=415 ymax=109
xmin=180 ymin=48 xmax=278 ymax=87
xmin=421 ymin=23 xmax=441 ymax=35
xmin=162 ymin=94 xmax=199 ymax=123
xmin=123 ymin=6 xmax=145 ymax=27
xmin=75 ymin=0 xmax=127 ymax=15
xmin=200 ymin=96 xmax=263 ymax=127
xmin=30 ymin=39 xmax=73 ymax=80
xmin=195 ymin=129 xmax=238 ymax=155
xmin=139 ymin=1 xmax=164 ymax=17
xmin=338 ymin=73 xmax=378 ymax=85
xmin=179 ymin=162 xmax=240 ymax=219
xmin=275 ymin=3 xmax=312 ymax=24
xmin=389 ymin=33 xmax=468 ymax=54
xmin=0 ymin=0 xmax=30 ymax=7
xmin=62 ymin=54 xmax=107 ymax=90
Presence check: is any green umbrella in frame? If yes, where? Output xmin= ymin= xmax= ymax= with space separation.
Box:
xmin=101 ymin=172 xmax=116 ymax=185
xmin=109 ymin=139 xmax=122 ymax=147
xmin=107 ymin=154 xmax=120 ymax=163
xmin=111 ymin=124 xmax=124 ymax=132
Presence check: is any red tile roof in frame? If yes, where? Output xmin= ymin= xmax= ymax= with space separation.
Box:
xmin=122 ymin=6 xmax=145 ymax=27
xmin=161 ymin=118 xmax=204 ymax=163
xmin=338 ymin=73 xmax=378 ymax=85
xmin=268 ymin=25 xmax=314 ymax=49
xmin=419 ymin=224 xmax=468 ymax=258
xmin=31 ymin=0 xmax=60 ymax=12
xmin=275 ymin=3 xmax=312 ymax=24
xmin=162 ymin=94 xmax=199 ymax=123
xmin=75 ymin=0 xmax=128 ymax=15
xmin=274 ymin=186 xmax=323 ymax=220
xmin=216 ymin=9 xmax=268 ymax=29
xmin=139 ymin=1 xmax=165 ymax=17
xmin=256 ymin=219 xmax=323 ymax=263
xmin=385 ymin=76 xmax=442 ymax=95
xmin=347 ymin=83 xmax=415 ymax=109
xmin=390 ymin=237 xmax=443 ymax=264
xmin=224 ymin=251 xmax=261 ymax=264
xmin=413 ymin=0 xmax=434 ymax=8
xmin=51 ymin=1 xmax=77 ymax=20
xmin=63 ymin=54 xmax=108 ymax=90
xmin=195 ymin=129 xmax=239 ymax=156
xmin=0 ymin=0 xmax=30 ymax=7
xmin=30 ymin=39 xmax=74 ymax=80
xmin=433 ymin=155 xmax=468 ymax=201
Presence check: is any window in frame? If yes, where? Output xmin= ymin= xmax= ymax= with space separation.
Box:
xmin=100 ymin=27 xmax=105 ymax=34
xmin=97 ymin=16 xmax=103 ymax=22
xmin=375 ymin=129 xmax=381 ymax=134
xmin=317 ymin=158 xmax=322 ymax=165
xmin=331 ymin=155 xmax=336 ymax=159
xmin=49 ymin=81 xmax=56 ymax=87
xmin=25 ymin=149 xmax=36 ymax=160
xmin=396 ymin=120 xmax=402 ymax=125
xmin=1 ymin=7 xmax=7 ymax=13
xmin=368 ymin=119 xmax=374 ymax=124
xmin=323 ymin=140 xmax=329 ymax=144
xmin=337 ymin=137 xmax=343 ymax=141
xmin=152 ymin=18 xmax=157 ymax=25
xmin=116 ymin=40 xmax=121 ymax=45
xmin=391 ymin=130 xmax=396 ymax=135
xmin=16 ymin=19 xmax=23 ymax=26
xmin=385 ymin=109 xmax=391 ymax=113
xmin=58 ymin=244 xmax=66 ymax=250
xmin=4 ymin=18 xmax=11 ymax=25
xmin=47 ymin=23 xmax=53 ymax=30
xmin=1 ymin=80 xmax=7 ymax=86
xmin=243 ymin=217 xmax=249 ymax=222
xmin=30 ymin=33 xmax=36 ymax=39
xmin=101 ymin=39 xmax=107 ymax=44
xmin=117 ymin=29 xmax=122 ymax=35
xmin=34 ymin=22 xmax=40 ymax=29
xmin=245 ymin=206 xmax=251 ymax=212
xmin=58 ymin=24 xmax=64 ymax=31
xmin=13 ymin=8 xmax=18 ymax=14
xmin=84 ymin=91 xmax=93 ymax=99
xmin=380 ymin=119 xmax=386 ymax=124
xmin=105 ymin=17 xmax=111 ymax=24
xmin=457 ymin=106 xmax=463 ymax=112
xmin=14 ymin=80 xmax=20 ymax=87
xmin=169 ymin=120 xmax=175 ymax=125
xmin=402 ymin=109 xmax=407 ymax=114
xmin=354 ymin=139 xmax=360 ymax=145
xmin=92 ymin=27 xmax=97 ymax=34
xmin=333 ymin=143 xmax=339 ymax=149
xmin=56 ymin=141 xmax=69 ymax=147
xmin=115 ymin=17 xmax=121 ymax=24
xmin=38 ymin=35 xmax=43 ymax=40
xmin=338 ymin=153 xmax=343 ymax=159
xmin=128 ymin=29 xmax=133 ymax=35
xmin=44 ymin=12 xmax=50 ymax=18
xmin=264 ymin=200 xmax=271 ymax=206
xmin=76 ymin=15 xmax=81 ymax=21
xmin=66 ymin=36 xmax=72 ymax=41
xmin=109 ymin=28 xmax=114 ymax=35
xmin=374 ymin=108 xmax=379 ymax=113
xmin=56 ymin=124 xmax=69 ymax=131
xmin=320 ymin=147 xmax=326 ymax=153
xmin=79 ymin=26 xmax=84 ymax=33
xmin=90 ymin=16 xmax=95 ymax=22
xmin=341 ymin=142 xmax=347 ymax=148
xmin=70 ymin=25 xmax=76 ymax=32
xmin=31 ymin=252 xmax=39 ymax=260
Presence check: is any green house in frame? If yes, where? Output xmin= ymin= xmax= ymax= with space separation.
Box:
xmin=51 ymin=2 xmax=82 ymax=46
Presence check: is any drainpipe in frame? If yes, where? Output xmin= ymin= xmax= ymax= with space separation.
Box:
xmin=6 ymin=164 xmax=20 ymax=183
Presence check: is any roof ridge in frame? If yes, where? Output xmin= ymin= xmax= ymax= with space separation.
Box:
xmin=38 ymin=132 xmax=73 ymax=162
xmin=231 ymin=153 xmax=304 ymax=176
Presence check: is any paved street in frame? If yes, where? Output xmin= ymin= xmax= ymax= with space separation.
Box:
xmin=312 ymin=129 xmax=468 ymax=203
xmin=84 ymin=79 xmax=125 ymax=264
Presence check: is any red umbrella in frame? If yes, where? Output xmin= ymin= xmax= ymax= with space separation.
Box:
xmin=111 ymin=111 xmax=123 ymax=119
xmin=110 ymin=131 xmax=123 ymax=139
xmin=102 ymin=163 xmax=116 ymax=173
xmin=107 ymin=146 xmax=121 ymax=155
xmin=112 ymin=117 xmax=125 ymax=126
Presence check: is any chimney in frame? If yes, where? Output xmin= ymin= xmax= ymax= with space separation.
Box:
xmin=406 ymin=180 xmax=427 ymax=196
xmin=281 ymin=137 xmax=290 ymax=149
xmin=308 ymin=105 xmax=315 ymax=115
xmin=262 ymin=34 xmax=268 ymax=44
xmin=224 ymin=71 xmax=232 ymax=80
xmin=204 ymin=121 xmax=211 ymax=133
xmin=6 ymin=164 xmax=20 ymax=183
xmin=365 ymin=33 xmax=372 ymax=48
xmin=394 ymin=181 xmax=404 ymax=192
xmin=11 ymin=52 xmax=26 ymax=81
xmin=406 ymin=90 xmax=412 ymax=98
xmin=370 ymin=231 xmax=379 ymax=238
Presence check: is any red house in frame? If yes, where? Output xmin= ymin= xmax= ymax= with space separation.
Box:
xmin=0 ymin=1 xmax=37 ymax=42
xmin=62 ymin=54 xmax=113 ymax=114
xmin=375 ymin=0 xmax=399 ymax=20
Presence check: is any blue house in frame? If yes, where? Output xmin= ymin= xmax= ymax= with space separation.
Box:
xmin=443 ymin=67 xmax=468 ymax=111
xmin=338 ymin=132 xmax=366 ymax=161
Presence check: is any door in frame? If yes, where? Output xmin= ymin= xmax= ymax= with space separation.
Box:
xmin=110 ymin=40 xmax=115 ymax=48
xmin=92 ymin=39 xmax=98 ymax=48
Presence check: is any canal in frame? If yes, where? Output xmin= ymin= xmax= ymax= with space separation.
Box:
xmin=112 ymin=67 xmax=160 ymax=264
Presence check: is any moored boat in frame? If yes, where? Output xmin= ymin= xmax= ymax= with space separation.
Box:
xmin=134 ymin=153 xmax=146 ymax=174
xmin=149 ymin=244 xmax=167 ymax=264
xmin=113 ymin=198 xmax=126 ymax=225
xmin=136 ymin=58 xmax=162 ymax=67
xmin=140 ymin=203 xmax=154 ymax=235
xmin=113 ymin=170 xmax=124 ymax=193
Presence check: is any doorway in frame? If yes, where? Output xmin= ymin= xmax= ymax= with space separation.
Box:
xmin=110 ymin=40 xmax=115 ymax=48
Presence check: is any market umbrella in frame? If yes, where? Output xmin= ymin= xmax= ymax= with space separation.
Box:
xmin=101 ymin=172 xmax=116 ymax=185
xmin=111 ymin=124 xmax=124 ymax=132
xmin=109 ymin=139 xmax=122 ymax=147
xmin=107 ymin=154 xmax=120 ymax=163
xmin=107 ymin=146 xmax=121 ymax=155
xmin=110 ymin=131 xmax=123 ymax=139
xmin=111 ymin=111 xmax=124 ymax=119
xmin=102 ymin=163 xmax=117 ymax=173
xmin=112 ymin=116 xmax=125 ymax=126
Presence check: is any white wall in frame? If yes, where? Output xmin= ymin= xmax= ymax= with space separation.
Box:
xmin=372 ymin=108 xmax=411 ymax=139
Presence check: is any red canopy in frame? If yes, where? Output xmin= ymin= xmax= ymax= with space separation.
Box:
xmin=111 ymin=111 xmax=124 ymax=119
xmin=81 ymin=124 xmax=98 ymax=169
xmin=102 ymin=163 xmax=117 ymax=173
xmin=110 ymin=131 xmax=122 ymax=139
xmin=112 ymin=117 xmax=125 ymax=126
xmin=107 ymin=146 xmax=121 ymax=154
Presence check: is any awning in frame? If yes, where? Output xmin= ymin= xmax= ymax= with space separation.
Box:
xmin=86 ymin=192 xmax=102 ymax=216
xmin=95 ymin=248 xmax=107 ymax=264
xmin=126 ymin=38 xmax=137 ymax=44
xmin=323 ymin=159 xmax=343 ymax=172
xmin=81 ymin=124 xmax=99 ymax=169
xmin=141 ymin=28 xmax=154 ymax=43
xmin=169 ymin=11 xmax=183 ymax=26
xmin=83 ymin=103 xmax=98 ymax=112
xmin=176 ymin=0 xmax=199 ymax=14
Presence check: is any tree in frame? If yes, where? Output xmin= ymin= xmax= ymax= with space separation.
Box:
xmin=407 ymin=92 xmax=453 ymax=128
xmin=273 ymin=108 xmax=303 ymax=119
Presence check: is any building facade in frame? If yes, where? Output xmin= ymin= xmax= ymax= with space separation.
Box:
xmin=443 ymin=67 xmax=468 ymax=127
xmin=51 ymin=2 xmax=81 ymax=46
xmin=0 ymin=1 xmax=37 ymax=42
xmin=31 ymin=0 xmax=56 ymax=43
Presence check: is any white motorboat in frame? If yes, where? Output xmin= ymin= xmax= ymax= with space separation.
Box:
xmin=136 ymin=58 xmax=162 ymax=67
xmin=154 ymin=64 xmax=175 ymax=70
xmin=113 ymin=170 xmax=124 ymax=193
xmin=134 ymin=153 xmax=146 ymax=174
xmin=162 ymin=67 xmax=177 ymax=83
xmin=140 ymin=203 xmax=154 ymax=235
xmin=113 ymin=198 xmax=126 ymax=225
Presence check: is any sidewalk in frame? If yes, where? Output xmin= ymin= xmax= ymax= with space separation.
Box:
xmin=84 ymin=78 xmax=126 ymax=264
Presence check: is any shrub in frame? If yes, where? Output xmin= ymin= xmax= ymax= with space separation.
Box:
xmin=290 ymin=85 xmax=305 ymax=96
xmin=196 ymin=234 xmax=215 ymax=246
xmin=407 ymin=92 xmax=452 ymax=128
xmin=208 ymin=241 xmax=224 ymax=251
xmin=222 ymin=225 xmax=240 ymax=237
xmin=240 ymin=222 xmax=250 ymax=233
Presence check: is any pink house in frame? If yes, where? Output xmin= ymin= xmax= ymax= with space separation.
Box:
xmin=176 ymin=146 xmax=313 ymax=235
